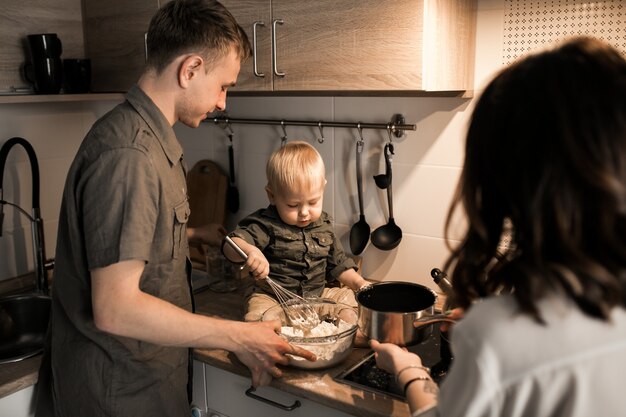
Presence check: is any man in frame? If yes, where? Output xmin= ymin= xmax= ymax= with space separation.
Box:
xmin=35 ymin=1 xmax=314 ymax=416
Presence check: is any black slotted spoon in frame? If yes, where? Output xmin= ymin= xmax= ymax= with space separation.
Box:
xmin=349 ymin=133 xmax=370 ymax=255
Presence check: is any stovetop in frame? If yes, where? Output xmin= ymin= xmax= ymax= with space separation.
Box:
xmin=334 ymin=326 xmax=451 ymax=401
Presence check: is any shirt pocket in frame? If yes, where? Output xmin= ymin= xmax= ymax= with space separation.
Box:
xmin=310 ymin=231 xmax=333 ymax=259
xmin=172 ymin=199 xmax=190 ymax=259
xmin=272 ymin=229 xmax=303 ymax=260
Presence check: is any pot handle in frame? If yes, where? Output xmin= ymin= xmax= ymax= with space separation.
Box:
xmin=413 ymin=313 xmax=457 ymax=329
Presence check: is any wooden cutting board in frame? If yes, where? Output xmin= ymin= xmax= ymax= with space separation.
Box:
xmin=186 ymin=160 xmax=227 ymax=267
xmin=186 ymin=159 xmax=227 ymax=227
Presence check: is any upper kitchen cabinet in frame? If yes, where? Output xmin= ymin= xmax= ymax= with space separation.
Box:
xmin=82 ymin=0 xmax=166 ymax=92
xmin=223 ymin=0 xmax=476 ymax=95
xmin=219 ymin=0 xmax=273 ymax=91
xmin=83 ymin=0 xmax=475 ymax=95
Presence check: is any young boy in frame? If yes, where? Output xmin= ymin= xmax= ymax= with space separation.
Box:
xmin=223 ymin=141 xmax=369 ymax=323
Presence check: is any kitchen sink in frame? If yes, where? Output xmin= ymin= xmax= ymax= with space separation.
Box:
xmin=0 ymin=293 xmax=50 ymax=364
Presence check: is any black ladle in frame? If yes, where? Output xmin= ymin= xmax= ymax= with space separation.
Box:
xmin=373 ymin=142 xmax=393 ymax=189
xmin=226 ymin=129 xmax=239 ymax=213
xmin=371 ymin=143 xmax=402 ymax=250
xmin=349 ymin=138 xmax=370 ymax=255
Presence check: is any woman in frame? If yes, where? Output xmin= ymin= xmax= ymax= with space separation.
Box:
xmin=372 ymin=36 xmax=626 ymax=417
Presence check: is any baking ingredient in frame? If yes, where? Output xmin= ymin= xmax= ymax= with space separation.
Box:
xmin=282 ymin=319 xmax=354 ymax=362
xmin=281 ymin=319 xmax=352 ymax=338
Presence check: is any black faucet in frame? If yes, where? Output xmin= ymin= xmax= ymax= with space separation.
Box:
xmin=0 ymin=137 xmax=49 ymax=295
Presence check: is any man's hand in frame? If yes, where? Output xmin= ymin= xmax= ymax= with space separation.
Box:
xmin=231 ymin=320 xmax=316 ymax=387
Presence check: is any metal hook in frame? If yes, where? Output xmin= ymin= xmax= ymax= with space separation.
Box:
xmin=386 ymin=124 xmax=394 ymax=144
xmin=317 ymin=122 xmax=325 ymax=144
xmin=224 ymin=119 xmax=234 ymax=142
xmin=280 ymin=120 xmax=288 ymax=147
xmin=356 ymin=123 xmax=364 ymax=152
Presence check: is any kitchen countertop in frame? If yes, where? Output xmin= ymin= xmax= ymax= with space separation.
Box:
xmin=0 ymin=355 xmax=41 ymax=398
xmin=193 ymin=276 xmax=414 ymax=417
xmin=1 ymin=274 xmax=442 ymax=417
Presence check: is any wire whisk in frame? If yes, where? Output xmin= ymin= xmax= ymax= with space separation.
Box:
xmin=225 ymin=236 xmax=320 ymax=330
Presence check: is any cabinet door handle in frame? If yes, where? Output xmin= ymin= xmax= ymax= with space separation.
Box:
xmin=271 ymin=19 xmax=285 ymax=77
xmin=245 ymin=386 xmax=301 ymax=411
xmin=144 ymin=32 xmax=148 ymax=62
xmin=252 ymin=21 xmax=265 ymax=77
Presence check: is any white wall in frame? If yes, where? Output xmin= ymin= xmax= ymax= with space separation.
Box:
xmin=0 ymin=1 xmax=506 ymax=292
xmin=0 ymin=99 xmax=122 ymax=282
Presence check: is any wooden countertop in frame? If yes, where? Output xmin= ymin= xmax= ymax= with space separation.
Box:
xmin=193 ymin=276 xmax=413 ymax=417
xmin=0 ymin=355 xmax=41 ymax=398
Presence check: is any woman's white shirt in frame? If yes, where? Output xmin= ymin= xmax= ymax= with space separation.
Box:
xmin=416 ymin=294 xmax=626 ymax=417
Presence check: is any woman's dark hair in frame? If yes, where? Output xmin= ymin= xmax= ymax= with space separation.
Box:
xmin=444 ymin=37 xmax=626 ymax=322
xmin=146 ymin=0 xmax=251 ymax=74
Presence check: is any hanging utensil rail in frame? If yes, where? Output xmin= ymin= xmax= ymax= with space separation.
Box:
xmin=210 ymin=113 xmax=415 ymax=138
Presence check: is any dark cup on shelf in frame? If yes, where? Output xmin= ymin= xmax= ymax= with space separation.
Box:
xmin=63 ymin=59 xmax=91 ymax=93
xmin=24 ymin=33 xmax=63 ymax=94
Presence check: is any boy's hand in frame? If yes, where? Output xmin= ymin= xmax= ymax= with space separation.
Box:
xmin=245 ymin=246 xmax=271 ymax=280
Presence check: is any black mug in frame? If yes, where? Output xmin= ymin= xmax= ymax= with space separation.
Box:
xmin=24 ymin=34 xmax=63 ymax=94
xmin=63 ymin=59 xmax=91 ymax=93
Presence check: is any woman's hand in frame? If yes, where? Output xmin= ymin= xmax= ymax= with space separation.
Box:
xmin=440 ymin=307 xmax=465 ymax=333
xmin=370 ymin=340 xmax=423 ymax=375
xmin=371 ymin=340 xmax=438 ymax=414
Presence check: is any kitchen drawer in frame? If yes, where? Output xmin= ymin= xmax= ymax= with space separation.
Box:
xmin=193 ymin=361 xmax=354 ymax=417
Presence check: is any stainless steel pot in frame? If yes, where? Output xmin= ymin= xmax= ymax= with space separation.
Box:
xmin=356 ymin=281 xmax=437 ymax=346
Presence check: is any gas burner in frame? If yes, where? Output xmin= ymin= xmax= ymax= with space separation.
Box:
xmin=334 ymin=326 xmax=451 ymax=401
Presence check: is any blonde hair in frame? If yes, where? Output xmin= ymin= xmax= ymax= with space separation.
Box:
xmin=266 ymin=141 xmax=326 ymax=194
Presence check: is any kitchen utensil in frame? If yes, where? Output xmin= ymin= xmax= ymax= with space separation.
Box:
xmin=349 ymin=135 xmax=370 ymax=255
xmin=373 ymin=142 xmax=393 ymax=189
xmin=371 ymin=143 xmax=402 ymax=250
xmin=224 ymin=236 xmax=320 ymax=330
xmin=412 ymin=312 xmax=457 ymax=329
xmin=186 ymin=160 xmax=227 ymax=227
xmin=185 ymin=159 xmax=227 ymax=268
xmin=261 ymin=299 xmax=358 ymax=369
xmin=225 ymin=127 xmax=239 ymax=213
xmin=356 ymin=281 xmax=437 ymax=346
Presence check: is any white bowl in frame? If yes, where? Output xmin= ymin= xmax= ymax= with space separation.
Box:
xmin=261 ymin=299 xmax=358 ymax=369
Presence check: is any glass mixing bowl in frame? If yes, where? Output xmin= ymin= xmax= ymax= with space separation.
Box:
xmin=261 ymin=299 xmax=358 ymax=369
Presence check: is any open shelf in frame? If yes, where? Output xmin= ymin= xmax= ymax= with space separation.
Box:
xmin=0 ymin=93 xmax=124 ymax=104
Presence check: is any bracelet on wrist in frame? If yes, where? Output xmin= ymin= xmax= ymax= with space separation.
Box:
xmin=402 ymin=375 xmax=431 ymax=396
xmin=396 ymin=364 xmax=431 ymax=383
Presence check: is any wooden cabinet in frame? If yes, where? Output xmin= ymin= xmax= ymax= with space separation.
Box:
xmin=223 ymin=0 xmax=476 ymax=95
xmin=83 ymin=0 xmax=166 ymax=92
xmin=219 ymin=0 xmax=273 ymax=91
xmin=192 ymin=361 xmax=355 ymax=417
xmin=83 ymin=0 xmax=475 ymax=95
